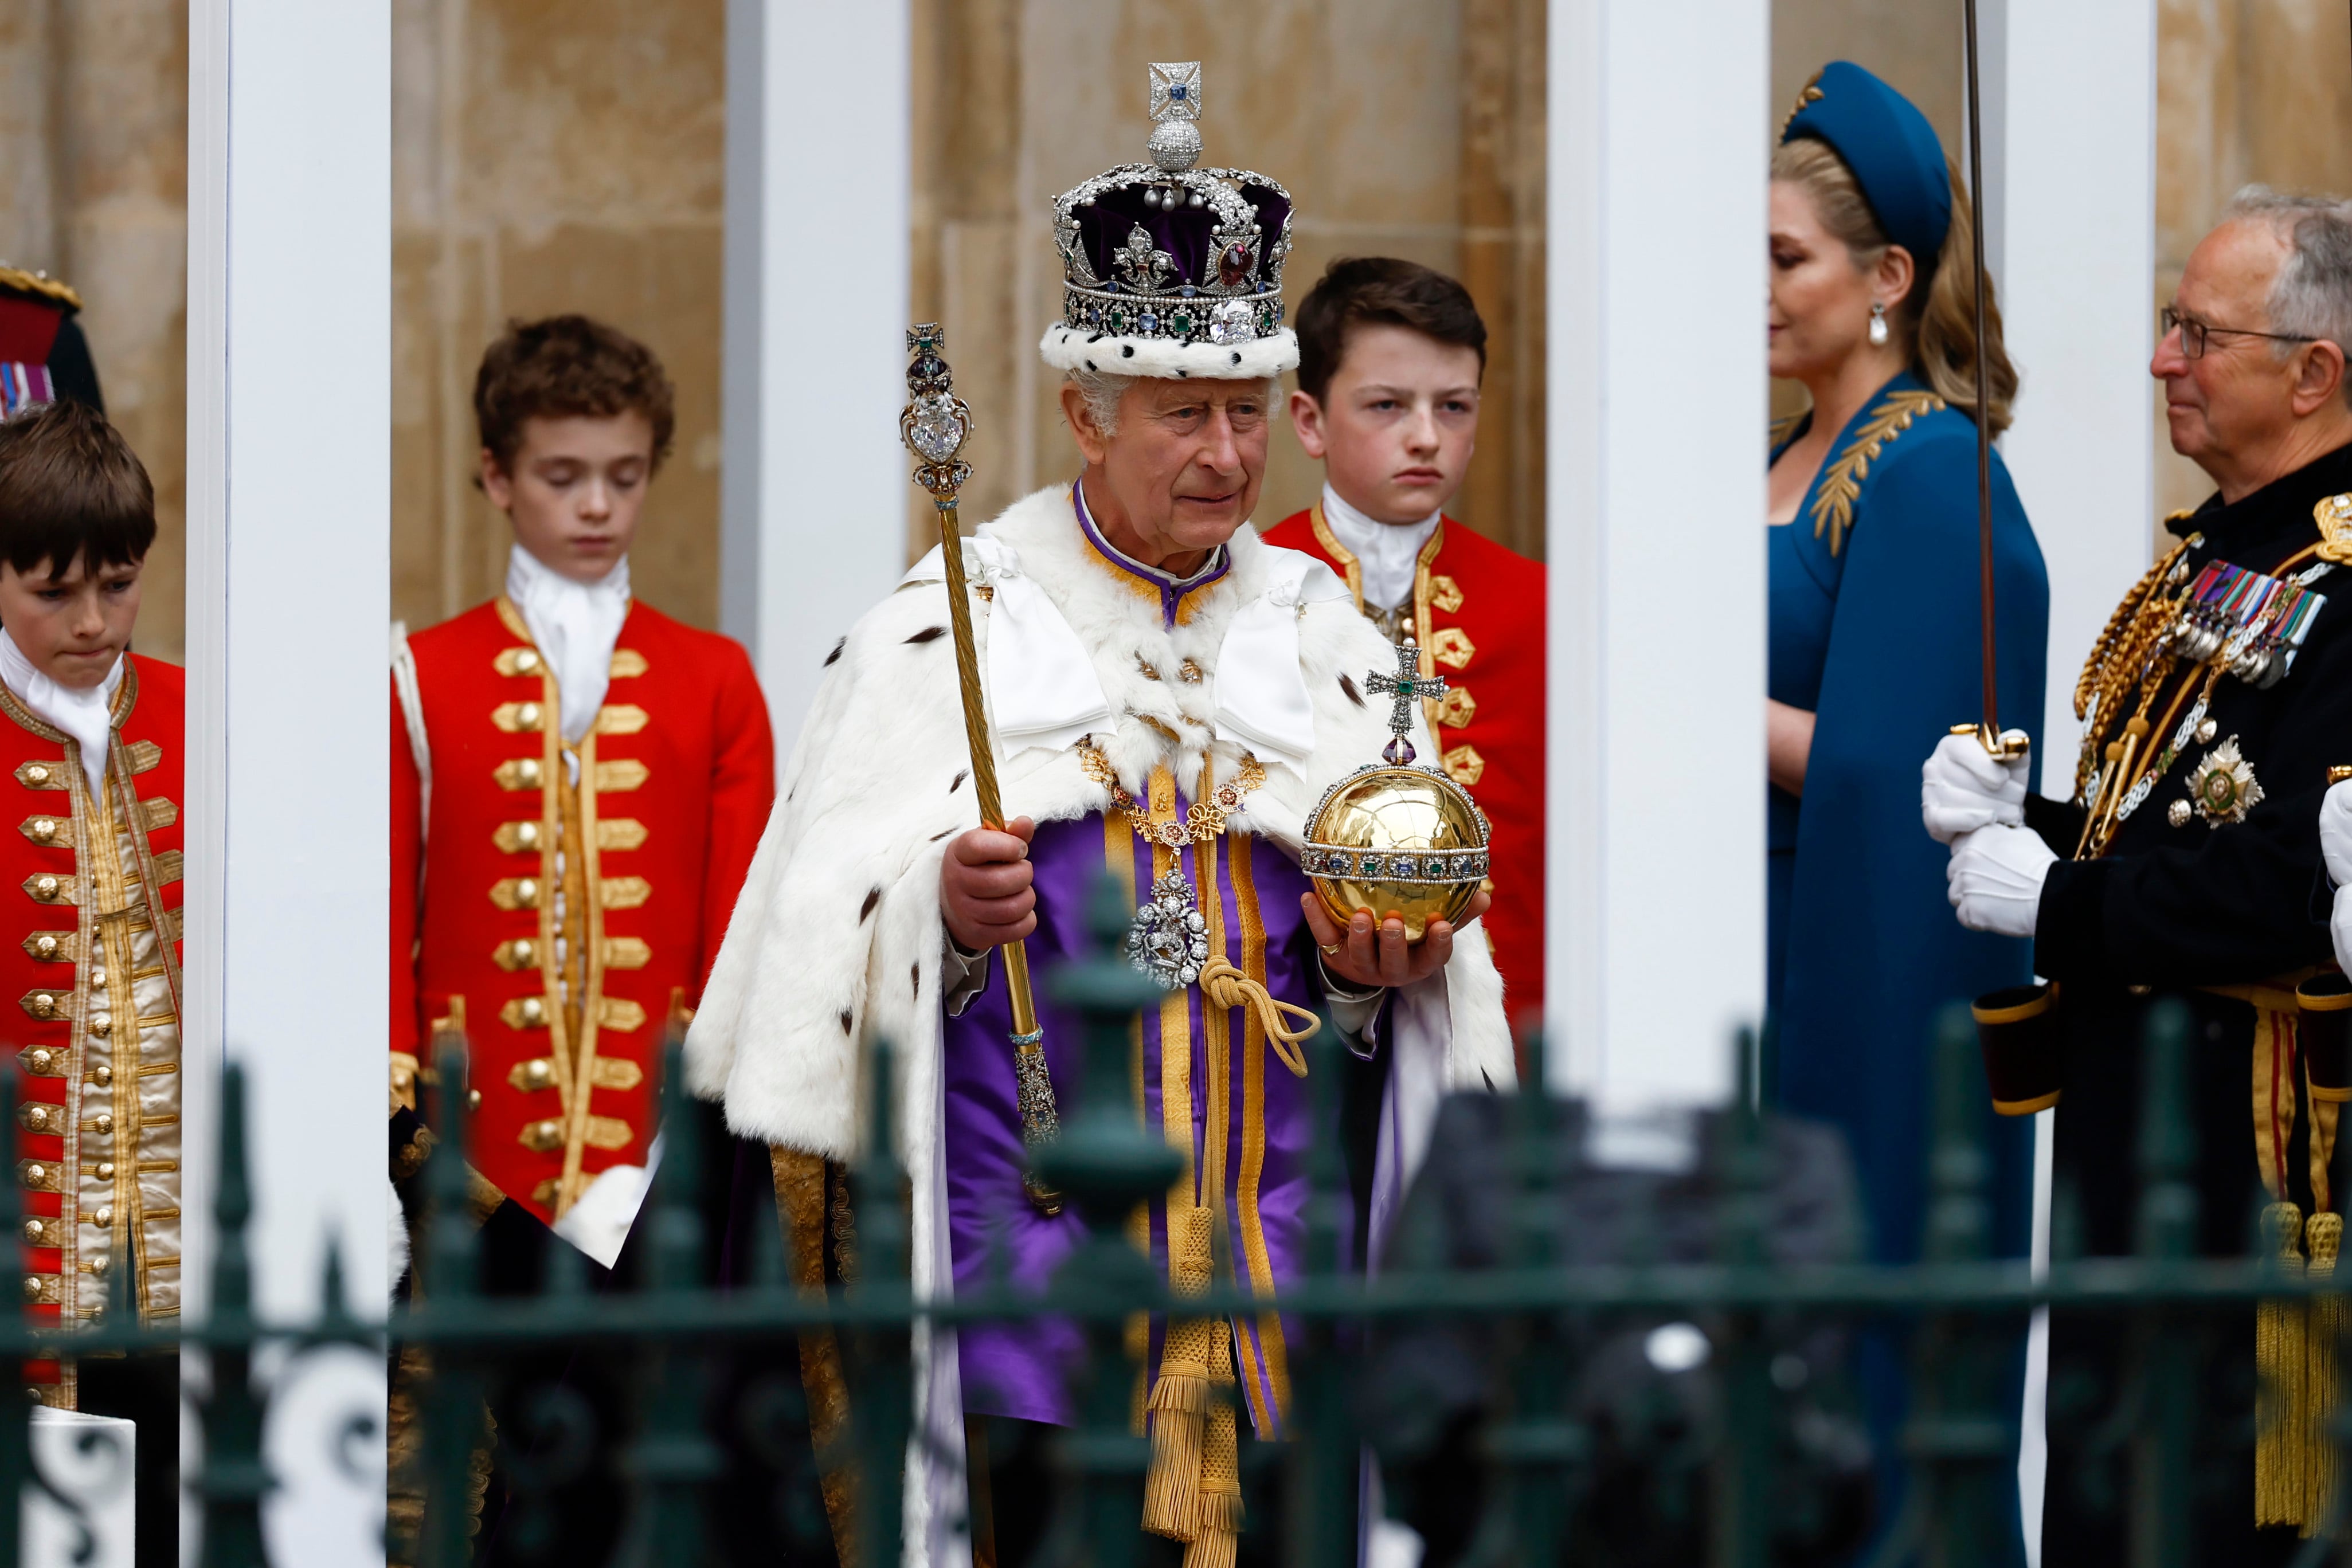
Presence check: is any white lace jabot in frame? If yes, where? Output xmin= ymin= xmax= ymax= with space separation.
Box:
xmin=1320 ymin=483 xmax=1439 ymax=615
xmin=506 ymin=544 xmax=631 ymax=744
xmin=0 ymin=629 xmax=122 ymax=800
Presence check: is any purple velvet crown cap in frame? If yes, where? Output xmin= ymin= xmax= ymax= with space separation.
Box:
xmin=1040 ymin=61 xmax=1300 ymax=382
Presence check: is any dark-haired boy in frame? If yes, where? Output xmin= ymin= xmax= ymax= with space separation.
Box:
xmin=1262 ymin=257 xmax=1547 ymax=1024
xmin=0 ymin=398 xmax=181 ymax=1562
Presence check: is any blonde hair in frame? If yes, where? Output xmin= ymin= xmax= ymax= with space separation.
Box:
xmin=1772 ymin=137 xmax=2018 ymax=437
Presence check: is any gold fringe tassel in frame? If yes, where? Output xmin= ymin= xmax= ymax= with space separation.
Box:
xmin=2259 ymin=1200 xmax=2310 ymax=1529
xmin=1182 ymin=1336 xmax=1243 ymax=1568
xmin=2307 ymin=1211 xmax=2344 ymax=1538
xmin=1145 ymin=1206 xmax=1216 ymax=1540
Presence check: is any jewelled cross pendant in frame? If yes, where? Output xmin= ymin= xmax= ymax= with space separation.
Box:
xmin=1365 ymin=636 xmax=1448 ymax=766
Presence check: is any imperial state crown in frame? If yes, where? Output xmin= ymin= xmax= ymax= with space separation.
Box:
xmin=1039 ymin=61 xmax=1298 ymax=382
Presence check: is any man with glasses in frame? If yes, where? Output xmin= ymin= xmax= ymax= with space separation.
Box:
xmin=1922 ymin=188 xmax=2352 ymax=1558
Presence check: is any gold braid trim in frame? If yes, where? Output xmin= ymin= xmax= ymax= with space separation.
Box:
xmin=0 ymin=266 xmax=80 ymax=309
xmin=2070 ymin=535 xmax=2199 ymax=802
xmin=1806 ymin=389 xmax=1947 ymax=556
xmin=1778 ymin=71 xmax=1826 ymax=138
xmin=772 ymin=1147 xmax=858 ymax=1566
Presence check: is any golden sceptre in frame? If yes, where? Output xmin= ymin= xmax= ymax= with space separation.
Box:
xmin=900 ymin=323 xmax=1062 ymax=1216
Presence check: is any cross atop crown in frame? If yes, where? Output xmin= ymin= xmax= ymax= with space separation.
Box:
xmin=1365 ymin=633 xmax=1447 ymax=766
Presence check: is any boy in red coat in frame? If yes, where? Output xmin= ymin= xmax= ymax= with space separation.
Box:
xmin=0 ymin=398 xmax=182 ymax=1562
xmin=388 ymin=316 xmax=778 ymax=1561
xmin=391 ymin=315 xmax=773 ymax=1257
xmin=1262 ymin=258 xmax=1546 ymax=1025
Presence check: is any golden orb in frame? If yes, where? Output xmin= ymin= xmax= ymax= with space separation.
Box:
xmin=1302 ymin=763 xmax=1491 ymax=940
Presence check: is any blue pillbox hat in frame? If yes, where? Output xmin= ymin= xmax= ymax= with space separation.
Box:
xmin=1780 ymin=61 xmax=1953 ymax=266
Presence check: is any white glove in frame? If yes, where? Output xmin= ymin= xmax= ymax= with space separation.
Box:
xmin=1946 ymin=824 xmax=2057 ymax=938
xmin=2333 ymin=884 xmax=2352 ymax=978
xmin=1922 ymin=731 xmax=2029 ymax=845
xmin=2322 ymin=779 xmax=2352 ymax=889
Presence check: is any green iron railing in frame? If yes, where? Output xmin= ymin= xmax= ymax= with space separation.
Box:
xmin=0 ymin=875 xmax=2344 ymax=1565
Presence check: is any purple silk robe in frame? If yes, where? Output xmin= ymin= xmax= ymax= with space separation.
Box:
xmin=944 ymin=805 xmax=1324 ymax=1433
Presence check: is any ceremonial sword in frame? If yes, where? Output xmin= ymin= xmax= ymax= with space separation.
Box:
xmin=1958 ymin=0 xmax=2032 ymax=763
xmin=899 ymin=324 xmax=1063 ymax=1216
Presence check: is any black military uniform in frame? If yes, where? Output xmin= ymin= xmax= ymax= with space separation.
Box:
xmin=2022 ymin=439 xmax=2352 ymax=1559
xmin=0 ymin=264 xmax=103 ymax=414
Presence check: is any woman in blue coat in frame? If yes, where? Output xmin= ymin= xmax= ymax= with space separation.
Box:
xmin=1767 ymin=62 xmax=2049 ymax=1547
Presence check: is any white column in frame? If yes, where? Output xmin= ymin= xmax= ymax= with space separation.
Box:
xmin=722 ymin=0 xmax=914 ymax=758
xmin=1990 ymin=0 xmax=2159 ymax=777
xmin=187 ymin=0 xmax=392 ymax=1559
xmin=1545 ymin=0 xmax=1769 ymax=1138
xmin=1978 ymin=5 xmax=2158 ymax=1557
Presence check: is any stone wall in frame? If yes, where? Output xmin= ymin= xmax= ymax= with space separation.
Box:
xmin=391 ymin=0 xmax=727 ymax=634
xmin=0 ymin=0 xmax=188 ymax=660
xmin=2154 ymin=0 xmax=2352 ymax=518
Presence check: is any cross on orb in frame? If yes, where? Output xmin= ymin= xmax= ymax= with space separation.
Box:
xmin=1365 ymin=634 xmax=1447 ymax=766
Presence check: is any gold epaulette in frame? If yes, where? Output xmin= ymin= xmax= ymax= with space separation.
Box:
xmin=0 ymin=266 xmax=81 ymax=311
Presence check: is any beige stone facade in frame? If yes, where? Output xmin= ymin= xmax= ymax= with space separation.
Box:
xmin=2154 ymin=0 xmax=2352 ymax=519
xmin=0 ymin=0 xmax=188 ymax=660
xmin=0 ymin=1 xmax=2348 ymax=640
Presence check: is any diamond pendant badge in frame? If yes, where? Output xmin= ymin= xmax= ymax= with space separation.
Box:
xmin=2187 ymin=735 xmax=2264 ymax=827
xmin=1126 ymin=871 xmax=1210 ymax=990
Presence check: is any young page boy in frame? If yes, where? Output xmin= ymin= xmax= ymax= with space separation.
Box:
xmin=1262 ymin=257 xmax=1547 ymax=1024
xmin=390 ymin=313 xmax=774 ymax=1257
xmin=0 ymin=399 xmax=181 ymax=1563
xmin=387 ymin=315 xmax=778 ymax=1560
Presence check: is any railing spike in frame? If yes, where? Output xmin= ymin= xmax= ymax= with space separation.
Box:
xmin=196 ymin=1061 xmax=268 ymax=1566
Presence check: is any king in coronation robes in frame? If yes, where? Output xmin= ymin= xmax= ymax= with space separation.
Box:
xmin=687 ymin=64 xmax=1514 ymax=1567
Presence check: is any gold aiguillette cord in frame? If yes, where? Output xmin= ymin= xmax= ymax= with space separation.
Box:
xmin=899 ymin=323 xmax=1062 ymax=1216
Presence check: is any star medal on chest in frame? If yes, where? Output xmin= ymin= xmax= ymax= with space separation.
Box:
xmin=2182 ymin=734 xmax=2264 ymax=828
xmin=1081 ymin=746 xmax=1267 ymax=990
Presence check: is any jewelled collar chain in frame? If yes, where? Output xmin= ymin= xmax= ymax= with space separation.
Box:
xmin=1079 ymin=744 xmax=1265 ymax=846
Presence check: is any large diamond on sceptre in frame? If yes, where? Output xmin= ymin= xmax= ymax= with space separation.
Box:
xmin=900 ymin=322 xmax=974 ymax=497
xmin=1301 ymin=628 xmax=1493 ymax=940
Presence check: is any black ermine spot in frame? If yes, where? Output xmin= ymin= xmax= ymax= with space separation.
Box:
xmin=906 ymin=626 xmax=948 ymax=645
xmin=859 ymin=887 xmax=882 ymax=923
xmin=950 ymin=770 xmax=968 ymax=793
xmin=930 ymin=828 xmax=954 ymax=842
xmin=823 ymin=637 xmax=846 ymax=667
xmin=1339 ymin=673 xmax=1365 ymax=707
xmin=911 ymin=962 xmax=921 ymax=998
xmin=839 ymin=1009 xmax=854 ymax=1035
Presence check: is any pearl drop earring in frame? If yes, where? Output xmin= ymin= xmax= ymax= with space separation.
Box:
xmin=1868 ymin=300 xmax=1889 ymax=347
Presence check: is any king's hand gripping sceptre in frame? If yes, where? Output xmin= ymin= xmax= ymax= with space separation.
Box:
xmin=901 ymin=324 xmax=1063 ymax=1216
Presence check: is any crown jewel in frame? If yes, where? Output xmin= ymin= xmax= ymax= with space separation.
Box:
xmin=1039 ymin=63 xmax=1298 ymax=380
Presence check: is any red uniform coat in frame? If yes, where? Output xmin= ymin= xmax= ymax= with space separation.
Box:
xmin=392 ymin=598 xmax=773 ymax=1226
xmin=0 ymin=657 xmax=184 ymax=1406
xmin=1261 ymin=505 xmax=1545 ymax=1024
